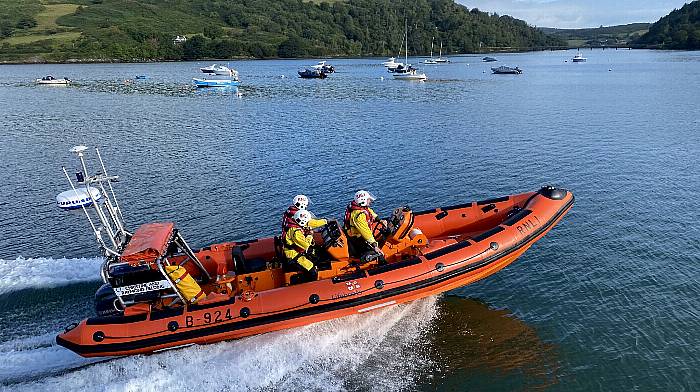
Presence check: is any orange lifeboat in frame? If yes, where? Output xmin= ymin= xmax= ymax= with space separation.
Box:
xmin=57 ymin=186 xmax=573 ymax=357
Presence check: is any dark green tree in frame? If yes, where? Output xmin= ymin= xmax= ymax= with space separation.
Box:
xmin=277 ymin=35 xmax=307 ymax=57
xmin=16 ymin=17 xmax=37 ymax=29
xmin=182 ymin=35 xmax=207 ymax=59
xmin=635 ymin=1 xmax=700 ymax=49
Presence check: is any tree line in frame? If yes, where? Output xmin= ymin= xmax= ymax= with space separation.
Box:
xmin=1 ymin=0 xmax=564 ymax=61
xmin=634 ymin=1 xmax=700 ymax=49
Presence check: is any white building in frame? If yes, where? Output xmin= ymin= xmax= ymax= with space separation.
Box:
xmin=173 ymin=35 xmax=187 ymax=44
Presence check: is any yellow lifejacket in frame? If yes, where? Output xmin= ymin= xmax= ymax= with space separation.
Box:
xmin=165 ymin=265 xmax=205 ymax=304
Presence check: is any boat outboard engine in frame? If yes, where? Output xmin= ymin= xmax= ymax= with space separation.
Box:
xmin=95 ymin=283 xmax=123 ymax=317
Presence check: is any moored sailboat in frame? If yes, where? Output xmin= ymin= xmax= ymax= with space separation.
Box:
xmin=424 ymin=37 xmax=437 ymax=64
xmin=434 ymin=41 xmax=449 ymax=63
xmin=393 ymin=21 xmax=427 ymax=81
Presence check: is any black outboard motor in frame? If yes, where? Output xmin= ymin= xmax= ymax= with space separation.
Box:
xmin=95 ymin=283 xmax=122 ymax=317
xmin=95 ymin=263 xmax=165 ymax=316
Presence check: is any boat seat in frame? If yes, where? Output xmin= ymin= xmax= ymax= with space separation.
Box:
xmin=232 ymin=245 xmax=267 ymax=274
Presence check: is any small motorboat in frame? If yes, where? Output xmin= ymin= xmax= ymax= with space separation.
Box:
xmin=215 ymin=66 xmax=236 ymax=76
xmin=36 ymin=75 xmax=70 ymax=85
xmin=200 ymin=64 xmax=229 ymax=74
xmin=572 ymin=52 xmax=587 ymax=62
xmin=392 ymin=64 xmax=427 ymax=81
xmin=200 ymin=64 xmax=216 ymax=73
xmin=192 ymin=77 xmax=240 ymax=88
xmin=491 ymin=66 xmax=523 ymax=74
xmin=387 ymin=62 xmax=405 ymax=72
xmin=54 ymin=147 xmax=574 ymax=357
xmin=135 ymin=75 xmax=148 ymax=80
xmin=482 ymin=57 xmax=498 ymax=62
xmin=382 ymin=57 xmax=400 ymax=68
xmin=193 ymin=66 xmax=240 ymax=87
xmin=298 ymin=68 xmax=327 ymax=79
xmin=312 ymin=61 xmax=335 ymax=73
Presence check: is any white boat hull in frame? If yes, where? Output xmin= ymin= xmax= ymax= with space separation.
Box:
xmin=192 ymin=78 xmax=240 ymax=88
xmin=393 ymin=72 xmax=427 ymax=81
xmin=36 ymin=79 xmax=70 ymax=85
xmin=382 ymin=57 xmax=399 ymax=67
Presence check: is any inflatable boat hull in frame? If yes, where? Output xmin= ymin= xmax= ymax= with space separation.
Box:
xmin=57 ymin=187 xmax=574 ymax=357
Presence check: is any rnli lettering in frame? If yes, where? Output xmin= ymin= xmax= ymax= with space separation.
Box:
xmin=185 ymin=308 xmax=233 ymax=328
xmin=346 ymin=280 xmax=361 ymax=291
xmin=332 ymin=280 xmax=362 ymax=299
xmin=516 ymin=216 xmax=541 ymax=236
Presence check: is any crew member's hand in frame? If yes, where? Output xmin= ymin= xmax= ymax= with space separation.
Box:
xmin=379 ymin=219 xmax=388 ymax=227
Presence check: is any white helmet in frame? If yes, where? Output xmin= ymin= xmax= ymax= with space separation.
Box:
xmin=293 ymin=209 xmax=312 ymax=227
xmin=293 ymin=194 xmax=309 ymax=210
xmin=354 ymin=190 xmax=376 ymax=207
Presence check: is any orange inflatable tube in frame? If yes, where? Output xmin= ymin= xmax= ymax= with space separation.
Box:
xmin=57 ymin=186 xmax=573 ymax=357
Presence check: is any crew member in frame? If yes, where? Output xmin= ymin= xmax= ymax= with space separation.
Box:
xmin=343 ymin=190 xmax=388 ymax=264
xmin=281 ymin=194 xmax=327 ymax=234
xmin=283 ymin=209 xmax=319 ymax=283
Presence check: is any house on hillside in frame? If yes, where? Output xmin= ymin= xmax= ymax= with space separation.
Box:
xmin=173 ymin=35 xmax=187 ymax=44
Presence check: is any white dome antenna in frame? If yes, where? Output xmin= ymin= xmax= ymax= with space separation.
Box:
xmin=70 ymin=145 xmax=88 ymax=155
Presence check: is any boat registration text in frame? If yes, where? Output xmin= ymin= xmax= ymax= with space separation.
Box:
xmin=113 ymin=280 xmax=172 ymax=296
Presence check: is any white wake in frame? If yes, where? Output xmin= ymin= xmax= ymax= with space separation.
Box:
xmin=0 ymin=333 xmax=104 ymax=385
xmin=3 ymin=296 xmax=439 ymax=392
xmin=0 ymin=257 xmax=103 ymax=295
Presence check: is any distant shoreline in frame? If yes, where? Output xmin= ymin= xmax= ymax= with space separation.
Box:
xmin=0 ymin=46 xmax=654 ymax=65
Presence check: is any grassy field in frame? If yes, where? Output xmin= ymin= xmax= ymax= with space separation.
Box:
xmin=0 ymin=3 xmax=81 ymax=46
xmin=34 ymin=3 xmax=81 ymax=29
xmin=4 ymin=31 xmax=81 ymax=45
xmin=566 ymin=39 xmax=587 ymax=47
xmin=540 ymin=23 xmax=650 ymax=47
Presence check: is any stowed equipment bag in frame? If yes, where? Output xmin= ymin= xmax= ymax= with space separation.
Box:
xmin=164 ymin=265 xmax=205 ymax=304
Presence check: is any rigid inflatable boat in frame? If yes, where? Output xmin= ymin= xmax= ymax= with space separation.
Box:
xmin=56 ymin=147 xmax=574 ymax=357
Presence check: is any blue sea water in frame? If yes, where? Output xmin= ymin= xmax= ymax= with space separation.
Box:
xmin=0 ymin=49 xmax=698 ymax=391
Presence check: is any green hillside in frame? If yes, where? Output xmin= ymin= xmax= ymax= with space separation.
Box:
xmin=634 ymin=1 xmax=700 ymax=49
xmin=0 ymin=0 xmax=564 ymax=62
xmin=539 ymin=23 xmax=650 ymax=47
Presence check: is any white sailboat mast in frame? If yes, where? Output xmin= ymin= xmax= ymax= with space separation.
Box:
xmin=404 ymin=19 xmax=408 ymax=65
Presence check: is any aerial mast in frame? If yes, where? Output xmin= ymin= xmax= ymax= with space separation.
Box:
xmin=58 ymin=146 xmax=130 ymax=258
